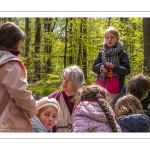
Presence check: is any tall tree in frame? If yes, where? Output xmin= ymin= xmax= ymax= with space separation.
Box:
xmin=44 ymin=18 xmax=56 ymax=74
xmin=64 ymin=18 xmax=68 ymax=68
xmin=68 ymin=18 xmax=73 ymax=65
xmin=82 ymin=18 xmax=88 ymax=79
xmin=78 ymin=19 xmax=82 ymax=66
xmin=107 ymin=18 xmax=111 ymax=27
xmin=34 ymin=18 xmax=41 ymax=80
xmin=143 ymin=18 xmax=150 ymax=74
xmin=25 ymin=18 xmax=30 ymax=67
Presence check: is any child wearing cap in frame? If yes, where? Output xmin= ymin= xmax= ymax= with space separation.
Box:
xmin=30 ymin=97 xmax=60 ymax=132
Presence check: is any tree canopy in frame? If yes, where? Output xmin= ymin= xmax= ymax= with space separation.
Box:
xmin=0 ymin=17 xmax=148 ymax=86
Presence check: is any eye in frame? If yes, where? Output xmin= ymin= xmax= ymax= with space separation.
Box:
xmin=45 ymin=113 xmax=50 ymax=117
xmin=62 ymin=77 xmax=71 ymax=83
xmin=53 ymin=115 xmax=57 ymax=119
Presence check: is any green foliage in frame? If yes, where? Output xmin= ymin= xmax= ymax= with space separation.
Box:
xmin=1 ymin=17 xmax=148 ymax=96
xmin=46 ymin=74 xmax=60 ymax=82
xmin=28 ymin=84 xmax=61 ymax=100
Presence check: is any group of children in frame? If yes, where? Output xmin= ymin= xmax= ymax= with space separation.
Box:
xmin=33 ymin=81 xmax=150 ymax=132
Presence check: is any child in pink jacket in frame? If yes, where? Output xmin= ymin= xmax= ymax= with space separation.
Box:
xmin=0 ymin=22 xmax=37 ymax=132
xmin=72 ymin=84 xmax=121 ymax=132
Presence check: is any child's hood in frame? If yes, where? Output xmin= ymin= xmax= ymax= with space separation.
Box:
xmin=0 ymin=50 xmax=20 ymax=66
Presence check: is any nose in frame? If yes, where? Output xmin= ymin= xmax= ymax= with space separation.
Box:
xmin=62 ymin=79 xmax=67 ymax=84
xmin=62 ymin=79 xmax=67 ymax=82
xmin=48 ymin=116 xmax=53 ymax=121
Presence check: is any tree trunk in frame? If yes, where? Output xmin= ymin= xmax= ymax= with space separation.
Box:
xmin=25 ymin=18 xmax=30 ymax=66
xmin=34 ymin=18 xmax=41 ymax=80
xmin=143 ymin=18 xmax=150 ymax=74
xmin=78 ymin=19 xmax=82 ymax=66
xmin=82 ymin=18 xmax=88 ymax=79
xmin=44 ymin=18 xmax=55 ymax=74
xmin=68 ymin=18 xmax=73 ymax=65
xmin=107 ymin=18 xmax=111 ymax=27
xmin=64 ymin=18 xmax=68 ymax=68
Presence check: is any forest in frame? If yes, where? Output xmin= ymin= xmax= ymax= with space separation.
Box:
xmin=1 ymin=17 xmax=150 ymax=99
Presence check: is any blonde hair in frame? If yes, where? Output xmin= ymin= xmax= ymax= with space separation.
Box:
xmin=36 ymin=106 xmax=50 ymax=119
xmin=73 ymin=84 xmax=120 ymax=132
xmin=104 ymin=27 xmax=120 ymax=41
xmin=114 ymin=94 xmax=145 ymax=119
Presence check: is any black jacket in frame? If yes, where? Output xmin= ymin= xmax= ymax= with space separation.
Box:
xmin=93 ymin=50 xmax=130 ymax=92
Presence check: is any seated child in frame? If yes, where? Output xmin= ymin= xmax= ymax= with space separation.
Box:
xmin=72 ymin=84 xmax=122 ymax=132
xmin=111 ymin=74 xmax=150 ymax=118
xmin=114 ymin=94 xmax=150 ymax=132
xmin=30 ymin=97 xmax=60 ymax=132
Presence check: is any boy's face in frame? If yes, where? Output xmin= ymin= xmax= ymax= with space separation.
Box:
xmin=39 ymin=106 xmax=58 ymax=130
xmin=105 ymin=32 xmax=119 ymax=47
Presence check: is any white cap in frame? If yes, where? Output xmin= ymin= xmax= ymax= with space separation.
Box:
xmin=36 ymin=97 xmax=60 ymax=113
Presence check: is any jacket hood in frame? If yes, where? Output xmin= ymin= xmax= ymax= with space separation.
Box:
xmin=73 ymin=101 xmax=122 ymax=132
xmin=117 ymin=114 xmax=150 ymax=132
xmin=30 ymin=116 xmax=52 ymax=132
xmin=74 ymin=101 xmax=113 ymax=123
xmin=0 ymin=50 xmax=20 ymax=66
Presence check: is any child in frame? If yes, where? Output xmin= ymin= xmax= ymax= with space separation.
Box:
xmin=111 ymin=74 xmax=150 ymax=118
xmin=0 ymin=22 xmax=37 ymax=132
xmin=114 ymin=94 xmax=150 ymax=132
xmin=93 ymin=27 xmax=130 ymax=101
xmin=72 ymin=84 xmax=121 ymax=132
xmin=30 ymin=97 xmax=60 ymax=132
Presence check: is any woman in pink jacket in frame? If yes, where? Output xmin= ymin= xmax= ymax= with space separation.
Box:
xmin=0 ymin=22 xmax=37 ymax=132
xmin=72 ymin=84 xmax=121 ymax=132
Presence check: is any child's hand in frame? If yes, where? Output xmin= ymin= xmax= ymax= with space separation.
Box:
xmin=105 ymin=62 xmax=114 ymax=69
xmin=100 ymin=65 xmax=108 ymax=72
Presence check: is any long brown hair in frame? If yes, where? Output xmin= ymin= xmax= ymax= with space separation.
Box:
xmin=73 ymin=84 xmax=120 ymax=132
xmin=114 ymin=94 xmax=145 ymax=119
xmin=128 ymin=74 xmax=150 ymax=99
xmin=0 ymin=22 xmax=26 ymax=50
